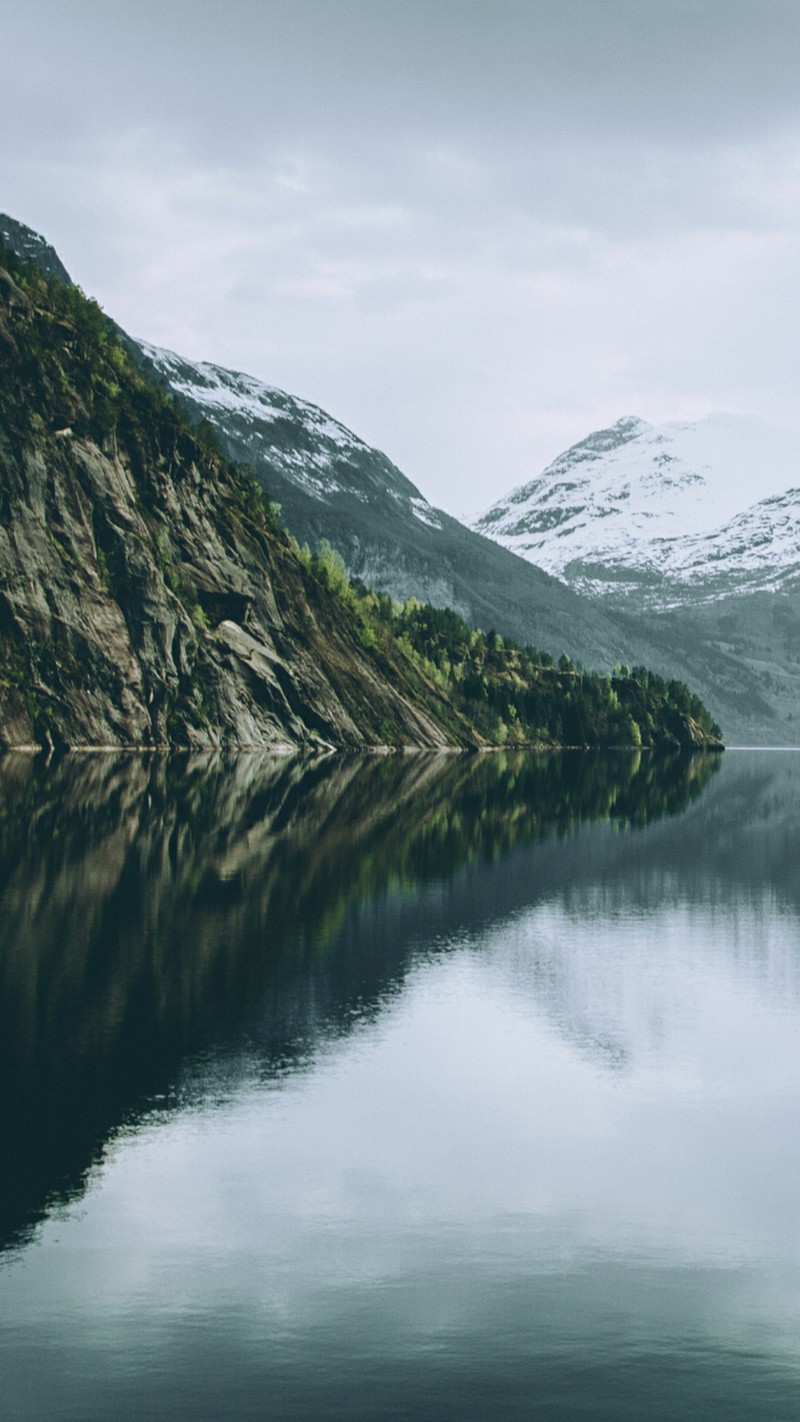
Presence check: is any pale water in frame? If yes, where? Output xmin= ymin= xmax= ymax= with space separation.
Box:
xmin=1 ymin=748 xmax=800 ymax=1420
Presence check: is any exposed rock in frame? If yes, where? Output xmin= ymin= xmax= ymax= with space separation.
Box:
xmin=0 ymin=258 xmax=475 ymax=751
xmin=0 ymin=268 xmax=31 ymax=315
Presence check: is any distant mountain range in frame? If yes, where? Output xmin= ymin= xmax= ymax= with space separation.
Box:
xmin=134 ymin=340 xmax=641 ymax=675
xmin=134 ymin=352 xmax=800 ymax=745
xmin=471 ymin=412 xmax=800 ymax=746
xmin=2 ymin=213 xmax=797 ymax=745
xmin=473 ymin=412 xmax=800 ymax=608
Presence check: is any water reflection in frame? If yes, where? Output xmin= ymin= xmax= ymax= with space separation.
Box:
xmin=6 ymin=748 xmax=800 ymax=1420
xmin=0 ymin=747 xmax=717 ymax=1251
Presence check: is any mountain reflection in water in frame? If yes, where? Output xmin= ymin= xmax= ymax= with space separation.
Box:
xmin=7 ymin=747 xmax=800 ymax=1421
xmin=0 ymin=747 xmax=717 ymax=1252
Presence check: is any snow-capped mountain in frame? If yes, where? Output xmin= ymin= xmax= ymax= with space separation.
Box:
xmin=133 ymin=342 xmax=648 ymax=673
xmin=138 ymin=341 xmax=445 ymax=520
xmin=142 ymin=345 xmax=800 ymax=741
xmin=652 ymin=485 xmax=800 ymax=601
xmin=474 ymin=414 xmax=800 ymax=607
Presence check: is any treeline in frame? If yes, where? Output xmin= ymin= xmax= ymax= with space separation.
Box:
xmin=300 ymin=541 xmax=723 ymax=749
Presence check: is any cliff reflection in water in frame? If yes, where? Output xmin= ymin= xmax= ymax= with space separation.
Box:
xmin=0 ymin=748 xmax=717 ymax=1251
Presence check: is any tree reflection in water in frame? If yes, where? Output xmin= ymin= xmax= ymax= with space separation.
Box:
xmin=0 ymin=747 xmax=719 ymax=1252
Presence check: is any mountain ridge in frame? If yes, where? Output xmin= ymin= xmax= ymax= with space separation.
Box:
xmin=0 ymin=230 xmax=720 ymax=752
xmin=474 ymin=411 xmax=800 ymax=607
xmin=134 ymin=340 xmax=650 ymax=671
xmin=134 ymin=344 xmax=785 ymax=743
xmin=0 ymin=249 xmax=478 ymax=751
xmin=3 ymin=212 xmax=785 ymax=745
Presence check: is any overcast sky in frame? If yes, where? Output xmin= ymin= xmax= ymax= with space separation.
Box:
xmin=3 ymin=0 xmax=800 ymax=515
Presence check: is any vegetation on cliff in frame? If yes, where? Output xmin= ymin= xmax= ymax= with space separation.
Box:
xmin=0 ymin=245 xmax=723 ymax=750
xmin=379 ymin=599 xmax=722 ymax=749
xmin=298 ymin=543 xmax=722 ymax=748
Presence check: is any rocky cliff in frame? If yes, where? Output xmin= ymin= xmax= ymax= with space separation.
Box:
xmin=0 ymin=254 xmax=473 ymax=750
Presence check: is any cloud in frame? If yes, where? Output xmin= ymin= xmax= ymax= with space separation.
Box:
xmin=3 ymin=1 xmax=800 ymax=512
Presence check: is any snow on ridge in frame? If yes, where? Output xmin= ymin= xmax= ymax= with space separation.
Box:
xmin=408 ymin=496 xmax=443 ymax=528
xmin=138 ymin=341 xmax=366 ymax=452
xmin=505 ymin=479 xmax=800 ymax=606
xmin=474 ymin=411 xmax=800 ymax=596
xmin=472 ymin=414 xmax=650 ymax=527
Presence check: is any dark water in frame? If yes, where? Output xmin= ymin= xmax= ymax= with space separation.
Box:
xmin=2 ymin=747 xmax=800 ymax=1420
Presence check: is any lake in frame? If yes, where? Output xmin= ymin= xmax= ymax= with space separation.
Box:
xmin=1 ymin=747 xmax=800 ymax=1420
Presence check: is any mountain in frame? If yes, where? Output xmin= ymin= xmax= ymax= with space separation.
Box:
xmin=0 ymin=236 xmax=721 ymax=752
xmin=0 ymin=213 xmax=73 ymax=286
xmin=132 ymin=355 xmax=797 ymax=744
xmin=0 ymin=214 xmax=769 ymax=743
xmin=473 ymin=412 xmax=800 ymax=746
xmin=473 ymin=413 xmax=800 ymax=608
xmin=128 ymin=348 xmax=793 ymax=743
xmin=133 ymin=342 xmax=647 ymax=674
xmin=0 ymin=249 xmax=479 ymax=751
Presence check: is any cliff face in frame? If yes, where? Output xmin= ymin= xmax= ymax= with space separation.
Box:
xmin=0 ymin=259 xmax=472 ymax=751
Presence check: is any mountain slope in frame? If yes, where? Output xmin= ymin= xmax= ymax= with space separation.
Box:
xmin=1 ymin=243 xmax=720 ymax=752
xmin=0 ymin=251 xmax=479 ymax=751
xmin=136 ymin=349 xmax=793 ymax=742
xmin=474 ymin=413 xmax=800 ymax=607
xmin=643 ymin=487 xmax=800 ymax=603
xmin=1 ymin=214 xmax=775 ymax=743
xmin=135 ymin=342 xmax=650 ymax=673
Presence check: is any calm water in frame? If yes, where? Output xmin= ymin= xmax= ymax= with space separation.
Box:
xmin=2 ymin=747 xmax=800 ymax=1420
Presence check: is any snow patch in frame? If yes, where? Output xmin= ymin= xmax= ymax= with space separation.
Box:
xmin=138 ymin=341 xmax=366 ymax=452
xmin=410 ymin=496 xmax=442 ymax=528
xmin=473 ymin=412 xmax=800 ymax=602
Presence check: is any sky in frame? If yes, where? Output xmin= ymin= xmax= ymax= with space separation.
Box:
xmin=3 ymin=0 xmax=800 ymax=517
